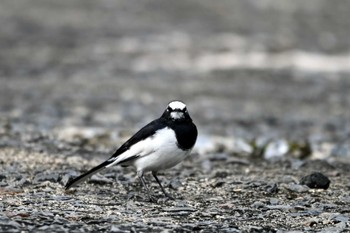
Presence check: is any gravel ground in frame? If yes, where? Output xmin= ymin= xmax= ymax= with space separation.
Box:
xmin=1 ymin=147 xmax=350 ymax=232
xmin=1 ymin=0 xmax=350 ymax=232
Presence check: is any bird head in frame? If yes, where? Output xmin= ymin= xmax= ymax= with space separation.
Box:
xmin=161 ymin=100 xmax=192 ymax=122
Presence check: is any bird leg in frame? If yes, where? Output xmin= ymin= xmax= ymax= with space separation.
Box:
xmin=152 ymin=171 xmax=174 ymax=200
xmin=137 ymin=171 xmax=156 ymax=202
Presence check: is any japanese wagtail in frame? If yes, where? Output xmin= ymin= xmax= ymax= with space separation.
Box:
xmin=65 ymin=100 xmax=198 ymax=201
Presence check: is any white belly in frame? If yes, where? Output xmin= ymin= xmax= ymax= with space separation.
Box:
xmin=106 ymin=127 xmax=192 ymax=172
xmin=134 ymin=146 xmax=190 ymax=172
xmin=132 ymin=127 xmax=191 ymax=172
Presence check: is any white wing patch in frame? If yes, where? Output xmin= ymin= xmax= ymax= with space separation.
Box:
xmin=168 ymin=101 xmax=186 ymax=110
xmin=106 ymin=127 xmax=188 ymax=172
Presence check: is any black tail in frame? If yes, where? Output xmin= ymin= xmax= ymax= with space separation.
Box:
xmin=65 ymin=160 xmax=112 ymax=190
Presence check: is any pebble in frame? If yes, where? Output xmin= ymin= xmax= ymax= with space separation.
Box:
xmin=221 ymin=227 xmax=241 ymax=233
xmin=208 ymin=153 xmax=229 ymax=161
xmin=169 ymin=179 xmax=182 ymax=190
xmin=266 ymin=205 xmax=292 ymax=210
xmin=0 ymin=174 xmax=6 ymax=181
xmin=300 ymin=172 xmax=330 ymax=189
xmin=90 ymin=174 xmax=114 ymax=185
xmin=0 ymin=181 xmax=8 ymax=187
xmin=12 ymin=175 xmax=30 ymax=187
xmin=331 ymin=142 xmax=350 ymax=158
xmin=210 ymin=179 xmax=225 ymax=188
xmin=0 ymin=220 xmax=21 ymax=231
xmin=284 ymin=183 xmax=310 ymax=193
xmin=269 ymin=198 xmax=279 ymax=205
xmin=266 ymin=183 xmax=279 ymax=194
xmin=195 ymin=135 xmax=253 ymax=156
xmin=33 ymin=173 xmax=59 ymax=184
xmin=110 ymin=225 xmax=122 ymax=232
xmin=162 ymin=207 xmax=196 ymax=212
xmin=264 ymin=139 xmax=289 ymax=160
xmin=251 ymin=201 xmax=265 ymax=208
xmin=200 ymin=159 xmax=212 ymax=172
xmin=60 ymin=171 xmax=78 ymax=185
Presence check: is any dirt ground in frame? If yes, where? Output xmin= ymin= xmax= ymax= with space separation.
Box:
xmin=1 ymin=0 xmax=350 ymax=232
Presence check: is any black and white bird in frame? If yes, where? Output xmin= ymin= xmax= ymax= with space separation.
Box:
xmin=65 ymin=100 xmax=198 ymax=201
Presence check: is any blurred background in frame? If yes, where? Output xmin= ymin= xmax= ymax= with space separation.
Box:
xmin=0 ymin=0 xmax=349 ymax=159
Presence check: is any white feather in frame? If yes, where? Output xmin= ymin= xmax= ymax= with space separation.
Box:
xmin=106 ymin=127 xmax=191 ymax=172
xmin=170 ymin=111 xmax=184 ymax=119
xmin=168 ymin=101 xmax=186 ymax=110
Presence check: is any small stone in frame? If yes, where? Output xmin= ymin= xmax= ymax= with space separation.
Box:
xmin=332 ymin=214 xmax=349 ymax=223
xmin=0 ymin=174 xmax=6 ymax=181
xmin=334 ymin=221 xmax=347 ymax=229
xmin=264 ymin=139 xmax=289 ymax=160
xmin=231 ymin=138 xmax=253 ymax=155
xmin=0 ymin=181 xmax=7 ymax=187
xmin=201 ymin=160 xmax=212 ymax=172
xmin=210 ymin=179 xmax=225 ymax=188
xmin=90 ymin=173 xmax=113 ymax=184
xmin=251 ymin=201 xmax=265 ymax=208
xmin=194 ymin=134 xmax=217 ymax=155
xmin=213 ymin=171 xmax=229 ymax=178
xmin=208 ymin=153 xmax=228 ymax=161
xmin=60 ymin=171 xmax=78 ymax=186
xmin=281 ymin=175 xmax=299 ymax=184
xmin=220 ymin=227 xmax=240 ymax=233
xmin=3 ymin=220 xmax=21 ymax=230
xmin=290 ymin=160 xmax=305 ymax=170
xmin=266 ymin=183 xmax=279 ymax=194
xmin=300 ymin=172 xmax=330 ymax=189
xmin=269 ymin=198 xmax=279 ymax=205
xmin=331 ymin=142 xmax=350 ymax=158
xmin=163 ymin=207 xmax=196 ymax=212
xmin=33 ymin=173 xmax=59 ymax=184
xmin=266 ymin=205 xmax=292 ymax=210
xmin=14 ymin=175 xmax=31 ymax=187
xmin=110 ymin=225 xmax=122 ymax=232
xmin=169 ymin=179 xmax=182 ymax=190
xmin=285 ymin=183 xmax=310 ymax=193
xmin=249 ymin=226 xmax=277 ymax=233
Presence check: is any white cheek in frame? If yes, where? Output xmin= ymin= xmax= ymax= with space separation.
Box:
xmin=171 ymin=112 xmax=184 ymax=119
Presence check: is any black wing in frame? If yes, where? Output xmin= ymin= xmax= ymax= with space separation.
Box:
xmin=108 ymin=118 xmax=166 ymax=161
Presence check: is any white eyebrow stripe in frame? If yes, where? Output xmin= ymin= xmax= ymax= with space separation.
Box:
xmin=168 ymin=101 xmax=186 ymax=110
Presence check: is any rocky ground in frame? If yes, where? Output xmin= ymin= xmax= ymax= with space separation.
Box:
xmin=1 ymin=0 xmax=350 ymax=232
xmin=1 ymin=147 xmax=349 ymax=232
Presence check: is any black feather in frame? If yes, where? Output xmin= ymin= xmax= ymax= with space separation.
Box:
xmin=109 ymin=118 xmax=167 ymax=158
xmin=65 ymin=160 xmax=112 ymax=190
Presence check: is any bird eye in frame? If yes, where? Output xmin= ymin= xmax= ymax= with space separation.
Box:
xmin=167 ymin=107 xmax=172 ymax=112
